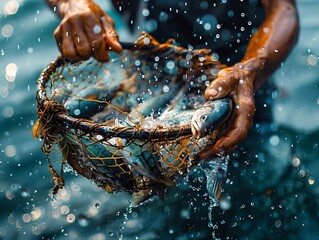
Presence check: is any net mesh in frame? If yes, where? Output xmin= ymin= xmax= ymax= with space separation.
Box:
xmin=33 ymin=32 xmax=230 ymax=196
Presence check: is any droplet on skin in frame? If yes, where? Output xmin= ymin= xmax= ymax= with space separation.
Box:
xmin=93 ymin=25 xmax=101 ymax=34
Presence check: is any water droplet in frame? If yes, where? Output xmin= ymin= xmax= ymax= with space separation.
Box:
xmin=143 ymin=37 xmax=150 ymax=44
xmin=27 ymin=47 xmax=33 ymax=53
xmin=135 ymin=60 xmax=141 ymax=67
xmin=2 ymin=106 xmax=14 ymax=118
xmin=308 ymin=177 xmax=315 ymax=185
xmin=142 ymin=8 xmax=150 ymax=17
xmin=66 ymin=214 xmax=76 ymax=223
xmin=21 ymin=189 xmax=29 ymax=198
xmin=78 ymin=215 xmax=89 ymax=227
xmin=4 ymin=0 xmax=20 ymax=15
xmin=275 ymin=219 xmax=282 ymax=228
xmin=269 ymin=135 xmax=280 ymax=146
xmin=163 ymin=85 xmax=169 ymax=93
xmin=5 ymin=63 xmax=17 ymax=82
xmin=166 ymin=60 xmax=175 ymax=70
xmin=93 ymin=25 xmax=101 ymax=34
xmin=5 ymin=145 xmax=16 ymax=157
xmin=159 ymin=12 xmax=168 ymax=22
xmin=219 ymin=198 xmax=231 ymax=210
xmin=307 ymin=54 xmax=317 ymax=66
xmin=292 ymin=157 xmax=300 ymax=167
xmin=204 ymin=23 xmax=211 ymax=30
xmin=1 ymin=24 xmax=14 ymax=38
xmin=73 ymin=109 xmax=81 ymax=116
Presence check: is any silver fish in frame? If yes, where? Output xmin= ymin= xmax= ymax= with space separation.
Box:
xmin=51 ymin=86 xmax=72 ymax=104
xmin=65 ymin=133 xmax=134 ymax=191
xmin=64 ymin=74 xmax=137 ymax=119
xmin=191 ymin=98 xmax=232 ymax=139
xmin=120 ymin=99 xmax=232 ymax=179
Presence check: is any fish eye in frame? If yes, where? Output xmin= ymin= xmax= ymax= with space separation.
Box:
xmin=200 ymin=115 xmax=208 ymax=122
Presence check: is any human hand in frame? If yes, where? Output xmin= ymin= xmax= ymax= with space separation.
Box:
xmin=205 ymin=61 xmax=257 ymax=154
xmin=53 ymin=0 xmax=122 ymax=62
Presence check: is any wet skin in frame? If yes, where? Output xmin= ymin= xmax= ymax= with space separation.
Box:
xmin=46 ymin=0 xmax=299 ymax=156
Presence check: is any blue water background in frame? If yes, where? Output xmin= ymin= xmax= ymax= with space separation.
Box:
xmin=0 ymin=0 xmax=318 ymax=239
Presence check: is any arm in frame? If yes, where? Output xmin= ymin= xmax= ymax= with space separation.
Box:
xmin=45 ymin=0 xmax=122 ymax=62
xmin=205 ymin=0 xmax=299 ymax=154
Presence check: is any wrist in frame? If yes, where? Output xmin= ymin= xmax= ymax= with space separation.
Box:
xmin=237 ymin=55 xmax=267 ymax=91
xmin=47 ymin=0 xmax=91 ymax=18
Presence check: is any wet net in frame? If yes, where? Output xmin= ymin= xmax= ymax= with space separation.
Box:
xmin=33 ymin=32 xmax=232 ymax=199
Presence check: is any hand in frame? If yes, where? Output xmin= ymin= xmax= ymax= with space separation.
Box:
xmin=205 ymin=62 xmax=256 ymax=154
xmin=53 ymin=0 xmax=122 ymax=62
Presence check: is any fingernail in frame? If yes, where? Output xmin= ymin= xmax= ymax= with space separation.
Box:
xmin=207 ymin=89 xmax=218 ymax=97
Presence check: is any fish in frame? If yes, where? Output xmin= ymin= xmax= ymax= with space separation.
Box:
xmin=128 ymin=82 xmax=184 ymax=122
xmin=116 ymin=98 xmax=233 ymax=180
xmin=64 ymin=73 xmax=138 ymax=119
xmin=65 ymin=133 xmax=134 ymax=191
xmin=154 ymin=98 xmax=232 ymax=176
xmin=50 ymin=86 xmax=72 ymax=104
xmin=112 ymin=133 xmax=175 ymax=187
xmin=202 ymin=156 xmax=229 ymax=204
xmin=191 ymin=98 xmax=233 ymax=139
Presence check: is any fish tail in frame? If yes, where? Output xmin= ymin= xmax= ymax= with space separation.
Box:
xmin=204 ymin=157 xmax=229 ymax=202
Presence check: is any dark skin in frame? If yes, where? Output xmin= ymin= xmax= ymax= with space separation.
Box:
xmin=46 ymin=0 xmax=299 ymax=156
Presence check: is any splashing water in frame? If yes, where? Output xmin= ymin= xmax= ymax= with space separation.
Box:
xmin=202 ymin=155 xmax=229 ymax=238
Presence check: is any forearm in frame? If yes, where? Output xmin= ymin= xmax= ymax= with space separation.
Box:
xmin=240 ymin=0 xmax=299 ymax=91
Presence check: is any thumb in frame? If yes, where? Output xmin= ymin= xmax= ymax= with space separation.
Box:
xmin=101 ymin=16 xmax=123 ymax=53
xmin=205 ymin=69 xmax=237 ymax=100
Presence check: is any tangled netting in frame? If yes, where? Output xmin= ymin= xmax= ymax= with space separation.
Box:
xmin=33 ymin=32 xmax=232 ymax=201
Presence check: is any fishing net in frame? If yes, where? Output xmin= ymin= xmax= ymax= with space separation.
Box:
xmin=33 ymin=32 xmax=232 ymax=199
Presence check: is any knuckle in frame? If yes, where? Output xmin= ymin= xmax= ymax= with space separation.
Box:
xmin=63 ymin=47 xmax=76 ymax=59
xmin=54 ymin=29 xmax=61 ymax=41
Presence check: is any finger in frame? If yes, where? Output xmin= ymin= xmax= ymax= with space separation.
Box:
xmin=82 ymin=13 xmax=109 ymax=62
xmin=68 ymin=16 xmax=91 ymax=59
xmin=205 ymin=69 xmax=239 ymax=100
xmin=101 ymin=15 xmax=123 ymax=53
xmin=60 ymin=21 xmax=82 ymax=61
xmin=54 ymin=25 xmax=63 ymax=54
xmin=92 ymin=37 xmax=109 ymax=62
